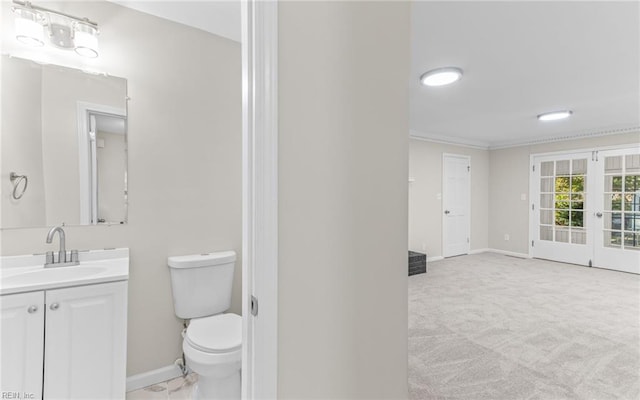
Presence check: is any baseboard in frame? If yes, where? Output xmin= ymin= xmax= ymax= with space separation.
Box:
xmin=484 ymin=248 xmax=531 ymax=259
xmin=468 ymin=248 xmax=491 ymax=255
xmin=427 ymin=256 xmax=444 ymax=262
xmin=126 ymin=364 xmax=183 ymax=392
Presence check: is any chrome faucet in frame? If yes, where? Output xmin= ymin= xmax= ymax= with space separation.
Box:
xmin=45 ymin=226 xmax=79 ymax=267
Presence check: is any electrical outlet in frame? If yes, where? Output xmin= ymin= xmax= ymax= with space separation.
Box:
xmin=422 ymin=243 xmax=426 ymax=251
xmin=504 ymin=234 xmax=510 ymax=241
xmin=521 ymin=193 xmax=527 ymax=201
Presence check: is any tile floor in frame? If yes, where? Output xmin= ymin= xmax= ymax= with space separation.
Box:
xmin=126 ymin=373 xmax=198 ymax=400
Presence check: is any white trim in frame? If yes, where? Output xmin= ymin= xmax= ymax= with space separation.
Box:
xmin=410 ymin=130 xmax=490 ymax=150
xmin=76 ymin=101 xmax=126 ymax=225
xmin=485 ymin=248 xmax=531 ymax=259
xmin=468 ymin=248 xmax=490 ymax=255
xmin=126 ymin=364 xmax=182 ymax=392
xmin=410 ymin=127 xmax=639 ymax=151
xmin=530 ymin=143 xmax=640 ymax=158
xmin=427 ymin=256 xmax=444 ymax=263
xmin=489 ymin=126 xmax=640 ymax=150
xmin=442 ymin=153 xmax=471 ymax=257
xmin=241 ymin=1 xmax=278 ymax=398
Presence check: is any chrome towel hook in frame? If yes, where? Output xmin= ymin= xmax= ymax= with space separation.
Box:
xmin=10 ymin=172 xmax=28 ymax=200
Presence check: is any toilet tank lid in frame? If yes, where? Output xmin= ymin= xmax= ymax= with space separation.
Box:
xmin=168 ymin=251 xmax=236 ymax=269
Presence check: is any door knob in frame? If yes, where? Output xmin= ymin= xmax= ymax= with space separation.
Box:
xmin=27 ymin=305 xmax=38 ymax=314
xmin=444 ymin=210 xmax=450 ymax=214
xmin=50 ymin=303 xmax=60 ymax=311
xmin=596 ymin=212 xmax=603 ymax=218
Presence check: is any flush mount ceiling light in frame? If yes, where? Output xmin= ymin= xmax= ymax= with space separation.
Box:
xmin=11 ymin=0 xmax=100 ymax=58
xmin=420 ymin=66 xmax=463 ymax=87
xmin=537 ymin=110 xmax=573 ymax=121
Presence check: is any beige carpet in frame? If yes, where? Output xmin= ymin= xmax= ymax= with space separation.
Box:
xmin=408 ymin=252 xmax=640 ymax=400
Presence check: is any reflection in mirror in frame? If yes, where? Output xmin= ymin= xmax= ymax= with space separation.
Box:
xmin=1 ymin=55 xmax=128 ymax=228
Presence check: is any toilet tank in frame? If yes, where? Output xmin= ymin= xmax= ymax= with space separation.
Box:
xmin=168 ymin=251 xmax=236 ymax=319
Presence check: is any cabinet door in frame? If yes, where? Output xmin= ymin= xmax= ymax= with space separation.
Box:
xmin=44 ymin=281 xmax=127 ymax=400
xmin=0 ymin=291 xmax=45 ymax=399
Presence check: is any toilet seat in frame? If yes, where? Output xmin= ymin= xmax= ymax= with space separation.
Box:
xmin=186 ymin=313 xmax=242 ymax=354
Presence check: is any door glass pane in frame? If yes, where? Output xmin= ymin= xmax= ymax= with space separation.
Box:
xmin=556 ymin=160 xmax=570 ymax=175
xmin=540 ymin=226 xmax=553 ymax=241
xmin=604 ymin=231 xmax=622 ymax=248
xmin=605 ymin=156 xmax=623 ymax=174
xmin=541 ymin=178 xmax=554 ymax=192
xmin=555 ymin=210 xmax=569 ymax=226
xmin=571 ymin=175 xmax=585 ymax=192
xmin=570 ymin=211 xmax=584 ymax=227
xmin=624 ymin=193 xmax=640 ymax=211
xmin=572 ymin=159 xmax=587 ymax=174
xmin=605 ymin=176 xmax=623 ymax=192
xmin=625 ymin=175 xmax=640 ymax=191
xmin=556 ymin=228 xmax=569 ymax=243
xmin=624 ymin=233 xmax=640 ymax=250
xmin=541 ymin=161 xmax=554 ymax=176
xmin=624 ymin=213 xmax=640 ymax=231
xmin=571 ymin=229 xmax=586 ymax=245
xmin=555 ymin=176 xmax=570 ymax=192
xmin=604 ymin=212 xmax=621 ymax=230
xmin=540 ymin=194 xmax=553 ymax=208
xmin=604 ymin=194 xmax=623 ymax=211
xmin=540 ymin=210 xmax=553 ymax=225
xmin=626 ymin=154 xmax=640 ymax=173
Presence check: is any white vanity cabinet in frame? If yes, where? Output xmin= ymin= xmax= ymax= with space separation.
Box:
xmin=0 ymin=291 xmax=45 ymax=399
xmin=0 ymin=281 xmax=127 ymax=400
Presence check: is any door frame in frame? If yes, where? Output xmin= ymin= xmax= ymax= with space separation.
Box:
xmin=442 ymin=153 xmax=471 ymax=258
xmin=76 ymin=101 xmax=127 ymax=225
xmin=528 ymin=143 xmax=640 ymax=265
xmin=241 ymin=1 xmax=278 ymax=398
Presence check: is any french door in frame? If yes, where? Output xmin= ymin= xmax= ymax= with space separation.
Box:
xmin=531 ymin=146 xmax=640 ymax=274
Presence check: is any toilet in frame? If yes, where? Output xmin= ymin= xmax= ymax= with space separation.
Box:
xmin=168 ymin=251 xmax=241 ymax=400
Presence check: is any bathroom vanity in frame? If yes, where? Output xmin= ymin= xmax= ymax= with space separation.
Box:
xmin=0 ymin=248 xmax=128 ymax=399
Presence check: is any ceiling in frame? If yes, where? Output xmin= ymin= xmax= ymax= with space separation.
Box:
xmin=410 ymin=1 xmax=640 ymax=149
xmin=111 ymin=1 xmax=240 ymax=43
xmin=109 ymin=1 xmax=638 ymax=149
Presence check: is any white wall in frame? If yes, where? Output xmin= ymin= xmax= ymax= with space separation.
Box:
xmin=278 ymin=2 xmax=409 ymax=398
xmin=409 ymin=139 xmax=489 ymax=258
xmin=489 ymin=132 xmax=640 ymax=255
xmin=0 ymin=1 xmax=241 ymax=376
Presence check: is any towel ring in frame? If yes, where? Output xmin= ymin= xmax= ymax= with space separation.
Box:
xmin=10 ymin=172 xmax=28 ymax=200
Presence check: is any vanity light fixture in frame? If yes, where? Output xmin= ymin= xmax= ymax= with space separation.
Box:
xmin=537 ymin=110 xmax=573 ymax=121
xmin=420 ymin=66 xmax=463 ymax=87
xmin=11 ymin=0 xmax=100 ymax=58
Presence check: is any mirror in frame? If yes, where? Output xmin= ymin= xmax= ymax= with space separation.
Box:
xmin=1 ymin=55 xmax=128 ymax=228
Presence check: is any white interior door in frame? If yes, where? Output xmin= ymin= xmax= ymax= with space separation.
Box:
xmin=593 ymin=148 xmax=640 ymax=273
xmin=443 ymin=154 xmax=470 ymax=257
xmin=531 ymin=146 xmax=640 ymax=273
xmin=531 ymin=152 xmax=593 ymax=265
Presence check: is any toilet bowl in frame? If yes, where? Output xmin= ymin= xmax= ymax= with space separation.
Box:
xmin=168 ymin=252 xmax=242 ymax=400
xmin=183 ymin=313 xmax=242 ymax=399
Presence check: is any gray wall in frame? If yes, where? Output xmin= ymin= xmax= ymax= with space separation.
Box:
xmin=489 ymin=131 xmax=640 ymax=254
xmin=0 ymin=2 xmax=241 ymax=376
xmin=278 ymin=2 xmax=410 ymax=398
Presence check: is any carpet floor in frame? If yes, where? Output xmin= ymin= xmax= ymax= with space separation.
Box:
xmin=408 ymin=252 xmax=640 ymax=400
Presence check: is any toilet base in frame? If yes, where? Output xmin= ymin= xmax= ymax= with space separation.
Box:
xmin=192 ymin=370 xmax=240 ymax=400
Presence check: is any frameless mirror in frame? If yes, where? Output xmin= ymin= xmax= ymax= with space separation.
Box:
xmin=1 ymin=55 xmax=128 ymax=228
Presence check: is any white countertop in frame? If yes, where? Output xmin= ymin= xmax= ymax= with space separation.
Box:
xmin=0 ymin=248 xmax=129 ymax=295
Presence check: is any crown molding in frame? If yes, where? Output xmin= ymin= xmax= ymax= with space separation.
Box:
xmin=488 ymin=126 xmax=640 ymax=150
xmin=409 ymin=126 xmax=640 ymax=151
xmin=409 ymin=130 xmax=490 ymax=150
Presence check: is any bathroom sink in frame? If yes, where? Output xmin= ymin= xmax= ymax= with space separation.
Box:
xmin=0 ymin=248 xmax=128 ymax=295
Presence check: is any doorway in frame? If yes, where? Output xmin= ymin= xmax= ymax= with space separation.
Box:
xmin=442 ymin=154 xmax=471 ymax=257
xmin=530 ymin=146 xmax=640 ymax=273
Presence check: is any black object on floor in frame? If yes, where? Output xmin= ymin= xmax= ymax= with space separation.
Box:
xmin=409 ymin=251 xmax=426 ymax=276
